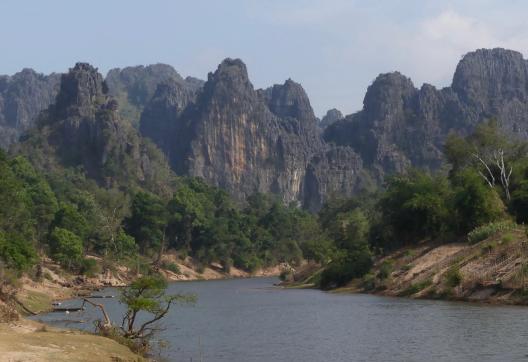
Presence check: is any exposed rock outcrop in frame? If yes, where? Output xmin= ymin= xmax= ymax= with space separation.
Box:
xmin=0 ymin=69 xmax=60 ymax=149
xmin=15 ymin=63 xmax=173 ymax=194
xmin=140 ymin=58 xmax=366 ymax=207
xmin=320 ymin=108 xmax=343 ymax=129
xmin=324 ymin=48 xmax=528 ymax=179
xmin=8 ymin=47 xmax=528 ymax=210
xmin=105 ymin=64 xmax=203 ymax=127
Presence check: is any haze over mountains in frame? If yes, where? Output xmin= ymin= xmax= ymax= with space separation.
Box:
xmin=3 ymin=48 xmax=528 ymax=210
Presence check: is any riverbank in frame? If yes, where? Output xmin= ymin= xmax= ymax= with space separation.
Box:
xmin=1 ymin=254 xmax=287 ymax=361
xmin=14 ymin=253 xmax=287 ymax=315
xmin=0 ymin=319 xmax=143 ymax=362
xmin=285 ymin=226 xmax=528 ymax=306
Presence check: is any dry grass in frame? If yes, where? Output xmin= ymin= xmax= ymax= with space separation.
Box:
xmin=0 ymin=319 xmax=143 ymax=362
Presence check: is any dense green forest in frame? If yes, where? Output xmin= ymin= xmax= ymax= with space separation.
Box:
xmin=2 ymin=119 xmax=528 ymax=292
xmin=316 ymin=120 xmax=528 ymax=288
xmin=0 ymin=148 xmax=327 ymax=275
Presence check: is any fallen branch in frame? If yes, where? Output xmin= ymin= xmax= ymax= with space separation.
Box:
xmin=81 ymin=298 xmax=112 ymax=327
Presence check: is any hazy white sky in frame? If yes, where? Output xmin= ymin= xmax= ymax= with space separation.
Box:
xmin=1 ymin=0 xmax=527 ymax=116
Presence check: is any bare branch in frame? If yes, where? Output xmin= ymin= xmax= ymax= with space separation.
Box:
xmin=81 ymin=298 xmax=111 ymax=327
xmin=472 ymin=152 xmax=495 ymax=187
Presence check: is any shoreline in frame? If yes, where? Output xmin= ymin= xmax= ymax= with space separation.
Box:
xmin=3 ymin=260 xmax=285 ymax=362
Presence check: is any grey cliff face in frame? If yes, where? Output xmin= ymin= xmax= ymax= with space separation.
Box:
xmin=105 ymin=63 xmax=204 ymax=127
xmin=320 ymin=108 xmax=343 ymax=129
xmin=139 ymin=58 xmax=365 ymax=208
xmin=0 ymin=69 xmax=60 ymax=149
xmin=324 ymin=48 xmax=528 ymax=180
xmin=9 ymin=47 xmax=528 ymax=211
xmin=17 ymin=63 xmax=171 ymax=192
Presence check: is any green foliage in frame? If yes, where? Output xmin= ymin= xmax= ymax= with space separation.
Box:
xmin=48 ymin=227 xmax=83 ymax=269
xmin=125 ymin=192 xmax=167 ymax=253
xmin=377 ymin=171 xmax=451 ymax=247
xmin=160 ymin=261 xmax=181 ymax=274
xmin=377 ymin=260 xmax=393 ymax=280
xmin=451 ymin=169 xmax=505 ymax=233
xmin=399 ymin=279 xmax=432 ymax=297
xmin=113 ymin=230 xmax=138 ymax=259
xmin=80 ymin=258 xmax=100 ymax=277
xmin=119 ymin=275 xmax=195 ymax=341
xmin=445 ymin=267 xmax=462 ymax=288
xmin=0 ymin=231 xmax=36 ymax=271
xmin=50 ymin=203 xmax=90 ymax=240
xmin=467 ymin=221 xmax=516 ymax=244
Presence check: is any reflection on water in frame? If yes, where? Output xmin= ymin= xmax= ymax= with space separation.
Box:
xmin=33 ymin=277 xmax=528 ymax=362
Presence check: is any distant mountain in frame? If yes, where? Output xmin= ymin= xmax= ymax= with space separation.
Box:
xmin=139 ymin=59 xmax=364 ymax=210
xmin=324 ymin=48 xmax=528 ymax=180
xmin=7 ymin=47 xmax=528 ymax=210
xmin=105 ymin=64 xmax=204 ymax=127
xmin=14 ymin=63 xmax=173 ymax=195
xmin=0 ymin=69 xmax=60 ymax=149
xmin=319 ymin=108 xmax=343 ymax=129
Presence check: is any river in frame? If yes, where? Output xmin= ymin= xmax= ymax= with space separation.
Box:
xmin=33 ymin=277 xmax=528 ymax=361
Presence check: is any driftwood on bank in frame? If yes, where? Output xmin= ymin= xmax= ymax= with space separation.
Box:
xmin=81 ymin=298 xmax=112 ymax=327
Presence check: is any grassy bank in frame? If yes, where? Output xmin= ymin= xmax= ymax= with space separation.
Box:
xmin=286 ymin=225 xmax=528 ymax=305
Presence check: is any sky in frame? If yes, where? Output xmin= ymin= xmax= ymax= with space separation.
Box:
xmin=1 ymin=0 xmax=527 ymax=117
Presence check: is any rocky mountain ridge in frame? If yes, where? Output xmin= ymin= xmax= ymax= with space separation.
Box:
xmin=0 ymin=69 xmax=60 ymax=149
xmin=14 ymin=63 xmax=173 ymax=195
xmin=324 ymin=48 xmax=528 ymax=178
xmin=5 ymin=47 xmax=528 ymax=210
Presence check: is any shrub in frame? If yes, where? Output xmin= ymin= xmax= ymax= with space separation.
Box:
xmin=161 ymin=261 xmax=181 ymax=274
xmin=0 ymin=231 xmax=37 ymax=271
xmin=399 ymin=279 xmax=432 ymax=297
xmin=80 ymin=258 xmax=100 ymax=277
xmin=445 ymin=267 xmax=462 ymax=287
xmin=467 ymin=221 xmax=516 ymax=244
xmin=320 ymin=246 xmax=373 ymax=289
xmin=362 ymin=273 xmax=376 ymax=291
xmin=48 ymin=227 xmax=83 ymax=270
xmin=501 ymin=233 xmax=515 ymax=245
xmin=377 ymin=260 xmax=393 ymax=280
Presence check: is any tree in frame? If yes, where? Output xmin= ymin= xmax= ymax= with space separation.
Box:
xmin=445 ymin=120 xmax=526 ymax=201
xmin=9 ymin=156 xmax=58 ymax=242
xmin=48 ymin=227 xmax=83 ymax=270
xmin=125 ymin=192 xmax=167 ymax=254
xmin=118 ymin=275 xmax=195 ymax=349
xmin=378 ymin=171 xmax=451 ymax=246
xmin=50 ymin=203 xmax=89 ymax=241
xmin=451 ymin=169 xmax=505 ymax=232
xmin=0 ymin=231 xmax=36 ymax=271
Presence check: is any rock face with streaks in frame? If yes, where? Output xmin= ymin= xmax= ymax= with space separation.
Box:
xmin=320 ymin=108 xmax=343 ymax=129
xmin=105 ymin=64 xmax=203 ymax=127
xmin=139 ymin=58 xmax=365 ymax=207
xmin=324 ymin=48 xmax=528 ymax=180
xmin=9 ymin=47 xmax=528 ymax=210
xmin=0 ymin=69 xmax=60 ymax=149
xmin=15 ymin=63 xmax=172 ymax=194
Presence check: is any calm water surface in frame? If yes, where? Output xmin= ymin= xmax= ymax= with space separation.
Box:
xmin=33 ymin=277 xmax=528 ymax=361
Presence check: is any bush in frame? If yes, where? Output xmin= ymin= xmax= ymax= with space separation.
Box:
xmin=0 ymin=231 xmax=36 ymax=271
xmin=399 ymin=279 xmax=432 ymax=297
xmin=48 ymin=227 xmax=83 ymax=270
xmin=80 ymin=258 xmax=100 ymax=277
xmin=320 ymin=247 xmax=373 ymax=289
xmin=377 ymin=260 xmax=393 ymax=280
xmin=161 ymin=261 xmax=181 ymax=274
xmin=445 ymin=267 xmax=462 ymax=287
xmin=362 ymin=273 xmax=376 ymax=291
xmin=501 ymin=233 xmax=515 ymax=245
xmin=467 ymin=221 xmax=516 ymax=244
